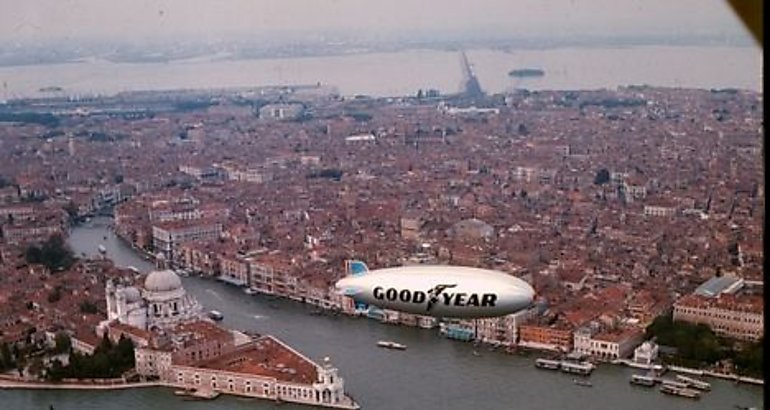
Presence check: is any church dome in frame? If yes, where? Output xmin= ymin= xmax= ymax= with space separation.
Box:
xmin=144 ymin=269 xmax=183 ymax=292
xmin=120 ymin=286 xmax=142 ymax=303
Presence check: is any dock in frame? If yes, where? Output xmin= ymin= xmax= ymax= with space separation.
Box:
xmin=675 ymin=374 xmax=711 ymax=391
xmin=534 ymin=358 xmax=560 ymax=370
xmin=560 ymin=360 xmax=594 ymax=376
xmin=534 ymin=358 xmax=594 ymax=375
xmin=175 ymin=389 xmax=220 ymax=400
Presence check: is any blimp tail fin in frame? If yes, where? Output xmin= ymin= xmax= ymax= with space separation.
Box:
xmin=346 ymin=260 xmax=369 ymax=276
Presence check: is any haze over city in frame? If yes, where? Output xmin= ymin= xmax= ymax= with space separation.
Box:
xmin=1 ymin=0 xmax=754 ymax=48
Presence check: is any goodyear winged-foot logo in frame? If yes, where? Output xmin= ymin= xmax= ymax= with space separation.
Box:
xmin=426 ymin=284 xmax=457 ymax=312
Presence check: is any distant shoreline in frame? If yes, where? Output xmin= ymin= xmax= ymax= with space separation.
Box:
xmin=0 ymin=44 xmax=761 ymax=99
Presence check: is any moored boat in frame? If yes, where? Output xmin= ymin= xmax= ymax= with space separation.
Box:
xmin=630 ymin=374 xmax=657 ymax=386
xmin=675 ymin=374 xmax=711 ymax=391
xmin=535 ymin=358 xmax=561 ymax=370
xmin=573 ymin=378 xmax=592 ymax=387
xmin=660 ymin=384 xmax=700 ymax=399
xmin=560 ymin=360 xmax=594 ymax=375
xmin=377 ymin=340 xmax=407 ymax=350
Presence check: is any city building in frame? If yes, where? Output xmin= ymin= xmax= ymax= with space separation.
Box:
xmin=518 ymin=324 xmax=573 ymax=352
xmin=633 ymin=341 xmax=659 ymax=365
xmin=672 ymin=293 xmax=763 ymax=341
xmin=259 ymin=103 xmax=304 ymax=121
xmin=103 ymin=267 xmax=203 ymax=331
xmin=573 ymin=326 xmax=645 ymax=361
xmin=152 ymin=220 xmax=223 ymax=260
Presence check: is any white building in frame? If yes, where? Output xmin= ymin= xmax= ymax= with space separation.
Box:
xmin=633 ymin=341 xmax=659 ymax=365
xmin=152 ymin=220 xmax=223 ymax=259
xmin=643 ymin=204 xmax=677 ymax=217
xmin=259 ymin=103 xmax=304 ymax=121
xmin=673 ymin=293 xmax=763 ymax=342
xmin=476 ymin=307 xmax=535 ymax=346
xmin=104 ymin=268 xmax=203 ymax=332
xmin=573 ymin=326 xmax=645 ymax=361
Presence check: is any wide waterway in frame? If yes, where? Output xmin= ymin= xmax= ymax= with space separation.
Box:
xmin=0 ymin=46 xmax=762 ymax=99
xmin=0 ymin=217 xmax=763 ymax=410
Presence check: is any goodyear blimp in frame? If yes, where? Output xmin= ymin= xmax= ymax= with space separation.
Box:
xmin=335 ymin=261 xmax=535 ymax=318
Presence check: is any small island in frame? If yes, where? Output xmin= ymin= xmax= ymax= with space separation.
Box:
xmin=38 ymin=86 xmax=64 ymax=92
xmin=508 ymin=68 xmax=545 ymax=78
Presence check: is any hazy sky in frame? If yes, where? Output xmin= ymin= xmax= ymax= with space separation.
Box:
xmin=1 ymin=0 xmax=752 ymax=45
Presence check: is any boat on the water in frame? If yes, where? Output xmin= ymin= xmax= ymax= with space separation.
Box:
xmin=630 ymin=374 xmax=657 ymax=386
xmin=560 ymin=360 xmax=594 ymax=375
xmin=377 ymin=340 xmax=407 ymax=350
xmin=660 ymin=384 xmax=700 ymax=399
xmin=535 ymin=358 xmax=561 ymax=370
xmin=573 ymin=378 xmax=592 ymax=387
xmin=675 ymin=374 xmax=711 ymax=390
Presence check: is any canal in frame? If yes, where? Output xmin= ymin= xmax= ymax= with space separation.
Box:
xmin=0 ymin=217 xmax=762 ymax=410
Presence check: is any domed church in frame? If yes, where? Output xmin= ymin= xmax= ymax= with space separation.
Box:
xmin=105 ymin=256 xmax=203 ymax=331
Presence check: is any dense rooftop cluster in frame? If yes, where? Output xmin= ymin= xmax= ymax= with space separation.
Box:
xmin=0 ymin=85 xmax=763 ymax=353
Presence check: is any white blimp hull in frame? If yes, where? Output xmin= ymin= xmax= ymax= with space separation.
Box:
xmin=335 ymin=264 xmax=535 ymax=318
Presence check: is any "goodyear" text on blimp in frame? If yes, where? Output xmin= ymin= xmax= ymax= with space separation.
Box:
xmin=373 ymin=286 xmax=497 ymax=307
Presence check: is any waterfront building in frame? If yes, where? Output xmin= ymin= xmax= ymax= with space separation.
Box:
xmin=172 ymin=339 xmax=354 ymax=408
xmin=633 ymin=341 xmax=659 ymax=365
xmin=672 ymin=293 xmax=763 ymax=341
xmin=475 ymin=308 xmax=535 ymax=346
xmin=247 ymin=254 xmax=295 ymax=296
xmin=218 ymin=252 xmax=250 ymax=286
xmin=573 ymin=326 xmax=645 ymax=361
xmin=518 ymin=324 xmax=573 ymax=352
xmin=440 ymin=321 xmax=475 ymax=342
xmin=152 ymin=219 xmax=223 ymax=260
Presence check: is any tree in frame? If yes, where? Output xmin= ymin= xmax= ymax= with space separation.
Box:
xmin=24 ymin=235 xmax=76 ymax=271
xmin=47 ymin=333 xmax=135 ymax=380
xmin=0 ymin=174 xmax=10 ymax=188
xmin=63 ymin=201 xmax=79 ymax=220
xmin=594 ymin=168 xmax=610 ymax=185
xmin=79 ymin=300 xmax=98 ymax=314
xmin=0 ymin=342 xmax=13 ymax=370
xmin=53 ymin=333 xmax=72 ymax=354
xmin=47 ymin=287 xmax=62 ymax=303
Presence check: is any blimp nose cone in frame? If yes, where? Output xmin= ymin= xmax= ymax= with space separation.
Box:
xmin=335 ymin=277 xmax=363 ymax=296
xmin=506 ymin=280 xmax=535 ymax=308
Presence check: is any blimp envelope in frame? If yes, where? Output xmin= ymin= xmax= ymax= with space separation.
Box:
xmin=335 ymin=263 xmax=535 ymax=319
